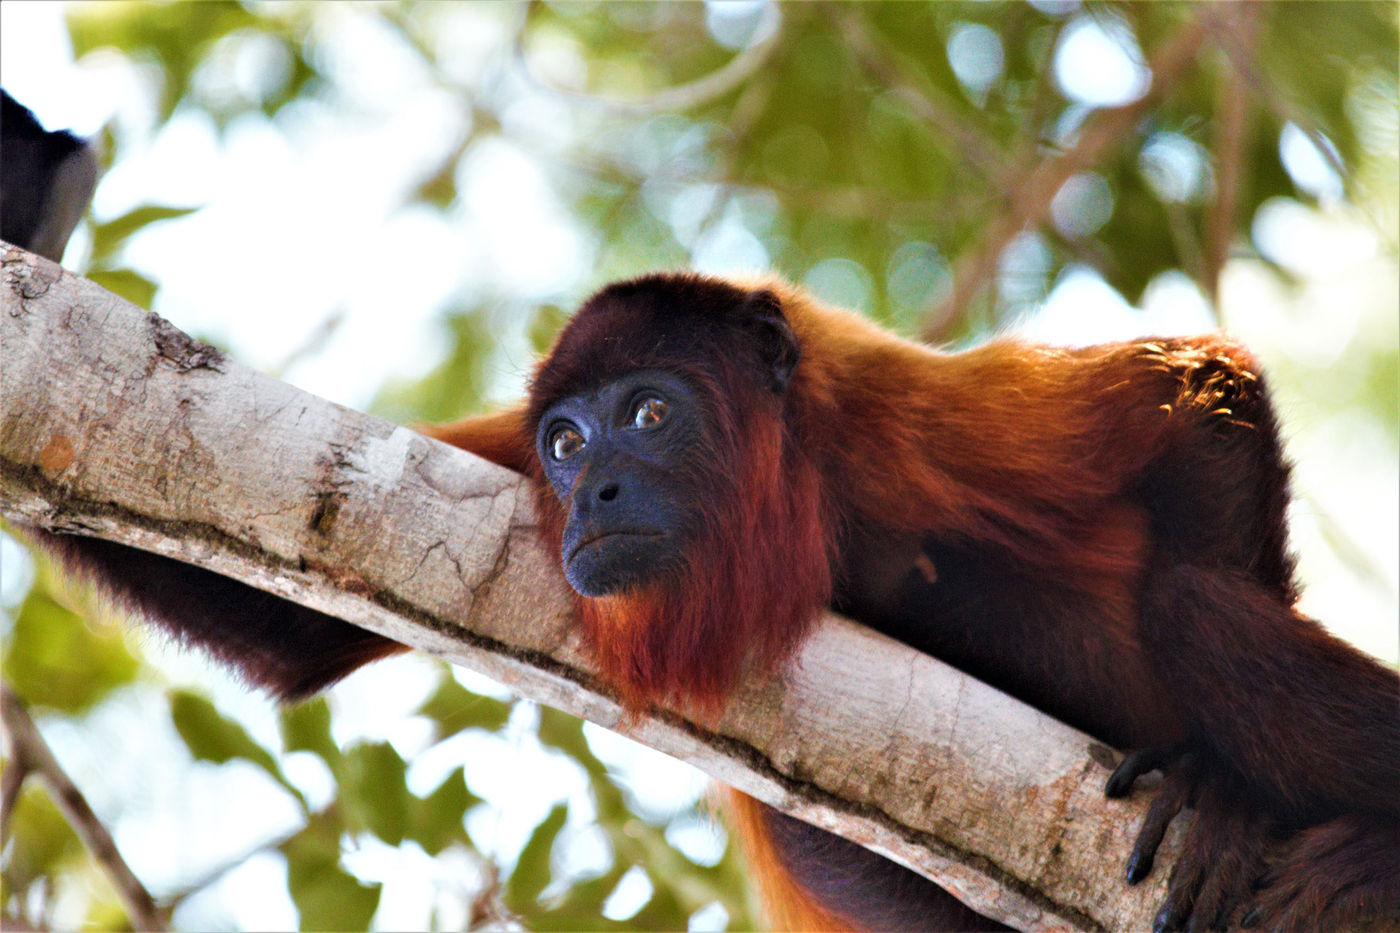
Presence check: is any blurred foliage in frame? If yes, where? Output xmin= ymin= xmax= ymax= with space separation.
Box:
xmin=375 ymin=309 xmax=497 ymax=426
xmin=2 ymin=536 xmax=142 ymax=714
xmin=2 ymin=1 xmax=1396 ymax=931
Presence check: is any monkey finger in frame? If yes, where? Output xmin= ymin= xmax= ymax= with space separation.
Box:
xmin=1152 ymin=896 xmax=1192 ymax=933
xmin=1106 ymin=742 xmax=1188 ymax=798
xmin=1126 ymin=770 xmax=1191 ymax=885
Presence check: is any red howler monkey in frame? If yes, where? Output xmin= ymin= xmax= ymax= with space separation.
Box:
xmin=5 ymin=92 xmax=1397 ymax=933
xmin=29 ymin=273 xmax=1400 ymax=933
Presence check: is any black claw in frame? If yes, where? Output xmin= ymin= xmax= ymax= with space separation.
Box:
xmin=1107 ymin=749 xmax=1150 ymax=797
xmin=1127 ymin=850 xmax=1154 ymax=885
xmin=1106 ymin=766 xmax=1135 ymax=798
xmin=1107 ymin=744 xmax=1186 ymax=798
xmin=1240 ymin=906 xmax=1263 ymax=928
xmin=1155 ymin=898 xmax=1193 ymax=933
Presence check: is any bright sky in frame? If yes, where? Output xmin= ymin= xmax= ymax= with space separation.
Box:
xmin=2 ymin=2 xmax=1396 ymax=930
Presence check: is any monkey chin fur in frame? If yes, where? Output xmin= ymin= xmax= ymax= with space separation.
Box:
xmin=578 ymin=523 xmax=831 ymax=717
xmin=576 ymin=437 xmax=833 ymax=719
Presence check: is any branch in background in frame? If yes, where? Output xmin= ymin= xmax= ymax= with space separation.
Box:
xmin=694 ymin=57 xmax=781 ymax=249
xmin=0 ymin=683 xmax=167 ymax=931
xmin=467 ymin=859 xmax=514 ymax=930
xmin=268 ymin=307 xmax=346 ymax=380
xmin=0 ymin=727 xmax=28 ymax=841
xmin=1162 ymin=199 xmax=1209 ymax=306
xmin=1204 ymin=8 xmax=1348 ymax=184
xmin=821 ymin=3 xmax=1013 ymax=193
xmin=923 ymin=7 xmax=1214 ymax=341
xmin=1203 ymin=4 xmax=1259 ymax=306
xmin=512 ymin=0 xmax=783 ymax=117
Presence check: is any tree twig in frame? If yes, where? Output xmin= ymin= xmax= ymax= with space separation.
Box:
xmin=820 ymin=2 xmax=1012 ymax=192
xmin=1203 ymin=8 xmax=1348 ymax=184
xmin=1203 ymin=4 xmax=1259 ymax=306
xmin=0 ymin=683 xmax=167 ymax=931
xmin=923 ymin=7 xmax=1214 ymax=341
xmin=512 ymin=0 xmax=783 ymax=116
xmin=0 ymin=727 xmax=30 ymax=842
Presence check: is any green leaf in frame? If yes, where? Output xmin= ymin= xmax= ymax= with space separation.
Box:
xmin=170 ymin=689 xmax=276 ymax=768
xmin=2 ymin=785 xmax=85 ymax=895
xmin=529 ymin=863 xmax=628 ymax=931
xmin=529 ymin=304 xmax=571 ymax=355
xmin=65 ymin=1 xmax=273 ymax=122
xmin=89 ymin=205 xmax=199 ymax=262
xmin=370 ymin=310 xmax=496 ymax=424
xmin=536 ymin=707 xmax=600 ymax=774
xmin=168 ymin=689 xmax=303 ymax=806
xmin=291 ymin=867 xmax=380 ymax=933
xmin=282 ymin=811 xmax=381 ymax=932
xmin=340 ymin=741 xmax=409 ymax=845
xmin=505 ymin=803 xmax=568 ymax=912
xmin=279 ymin=696 xmax=340 ymax=766
xmin=1 ymin=552 xmax=140 ymax=713
xmin=409 ymin=766 xmax=481 ymax=855
xmin=414 ymin=153 xmax=461 ymax=208
xmin=415 ymin=675 xmax=512 ymax=740
xmin=85 ymin=269 xmax=158 ymax=310
xmin=537 ymin=709 xmax=634 ymax=823
xmin=627 ymin=878 xmax=688 ymax=931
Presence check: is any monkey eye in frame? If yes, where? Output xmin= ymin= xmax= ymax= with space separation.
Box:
xmin=631 ymin=396 xmax=669 ymax=429
xmin=550 ymin=426 xmax=586 ymax=461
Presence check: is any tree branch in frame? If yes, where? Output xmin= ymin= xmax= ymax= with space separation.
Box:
xmin=819 ymin=3 xmax=1013 ymax=192
xmin=512 ymin=0 xmax=783 ymax=117
xmin=0 ymin=683 xmax=167 ymax=931
xmin=924 ymin=7 xmax=1213 ymax=340
xmin=1203 ymin=8 xmax=1348 ymax=183
xmin=0 ymin=243 xmax=1180 ymax=932
xmin=1203 ymin=4 xmax=1259 ymax=305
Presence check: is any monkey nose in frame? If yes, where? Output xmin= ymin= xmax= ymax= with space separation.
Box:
xmin=597 ymin=482 xmax=619 ymax=502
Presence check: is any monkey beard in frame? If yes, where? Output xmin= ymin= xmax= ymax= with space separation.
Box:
xmin=575 ymin=422 xmax=834 ymax=718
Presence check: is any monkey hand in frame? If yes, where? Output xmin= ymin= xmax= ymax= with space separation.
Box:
xmin=1107 ymin=744 xmax=1274 ymax=932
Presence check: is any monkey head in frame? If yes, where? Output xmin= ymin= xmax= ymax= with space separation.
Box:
xmin=526 ymin=273 xmax=828 ymax=711
xmin=530 ymin=273 xmax=802 ymax=596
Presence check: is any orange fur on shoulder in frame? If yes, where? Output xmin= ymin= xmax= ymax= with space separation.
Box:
xmin=416 ymin=406 xmax=537 ymax=476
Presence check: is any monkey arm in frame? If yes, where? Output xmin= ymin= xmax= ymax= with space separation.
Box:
xmin=417 ymin=406 xmax=535 ymax=476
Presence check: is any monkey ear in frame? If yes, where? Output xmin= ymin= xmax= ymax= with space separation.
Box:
xmin=738 ymin=289 xmax=801 ymax=394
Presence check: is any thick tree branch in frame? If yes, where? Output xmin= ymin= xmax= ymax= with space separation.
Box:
xmin=0 ymin=243 xmax=1179 ymax=932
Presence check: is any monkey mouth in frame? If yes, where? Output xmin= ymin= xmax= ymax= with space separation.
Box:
xmin=567 ymin=529 xmax=664 ymax=562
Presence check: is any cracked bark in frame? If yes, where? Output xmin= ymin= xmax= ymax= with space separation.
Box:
xmin=0 ymin=243 xmax=1180 ymax=932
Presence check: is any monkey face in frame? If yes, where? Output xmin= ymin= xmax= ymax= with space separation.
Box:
xmin=535 ymin=370 xmax=704 ymax=597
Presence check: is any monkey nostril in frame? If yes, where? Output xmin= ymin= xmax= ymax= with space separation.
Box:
xmin=598 ymin=483 xmax=619 ymax=502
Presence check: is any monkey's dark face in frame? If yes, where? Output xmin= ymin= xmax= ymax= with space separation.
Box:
xmin=536 ymin=370 xmax=704 ymax=597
